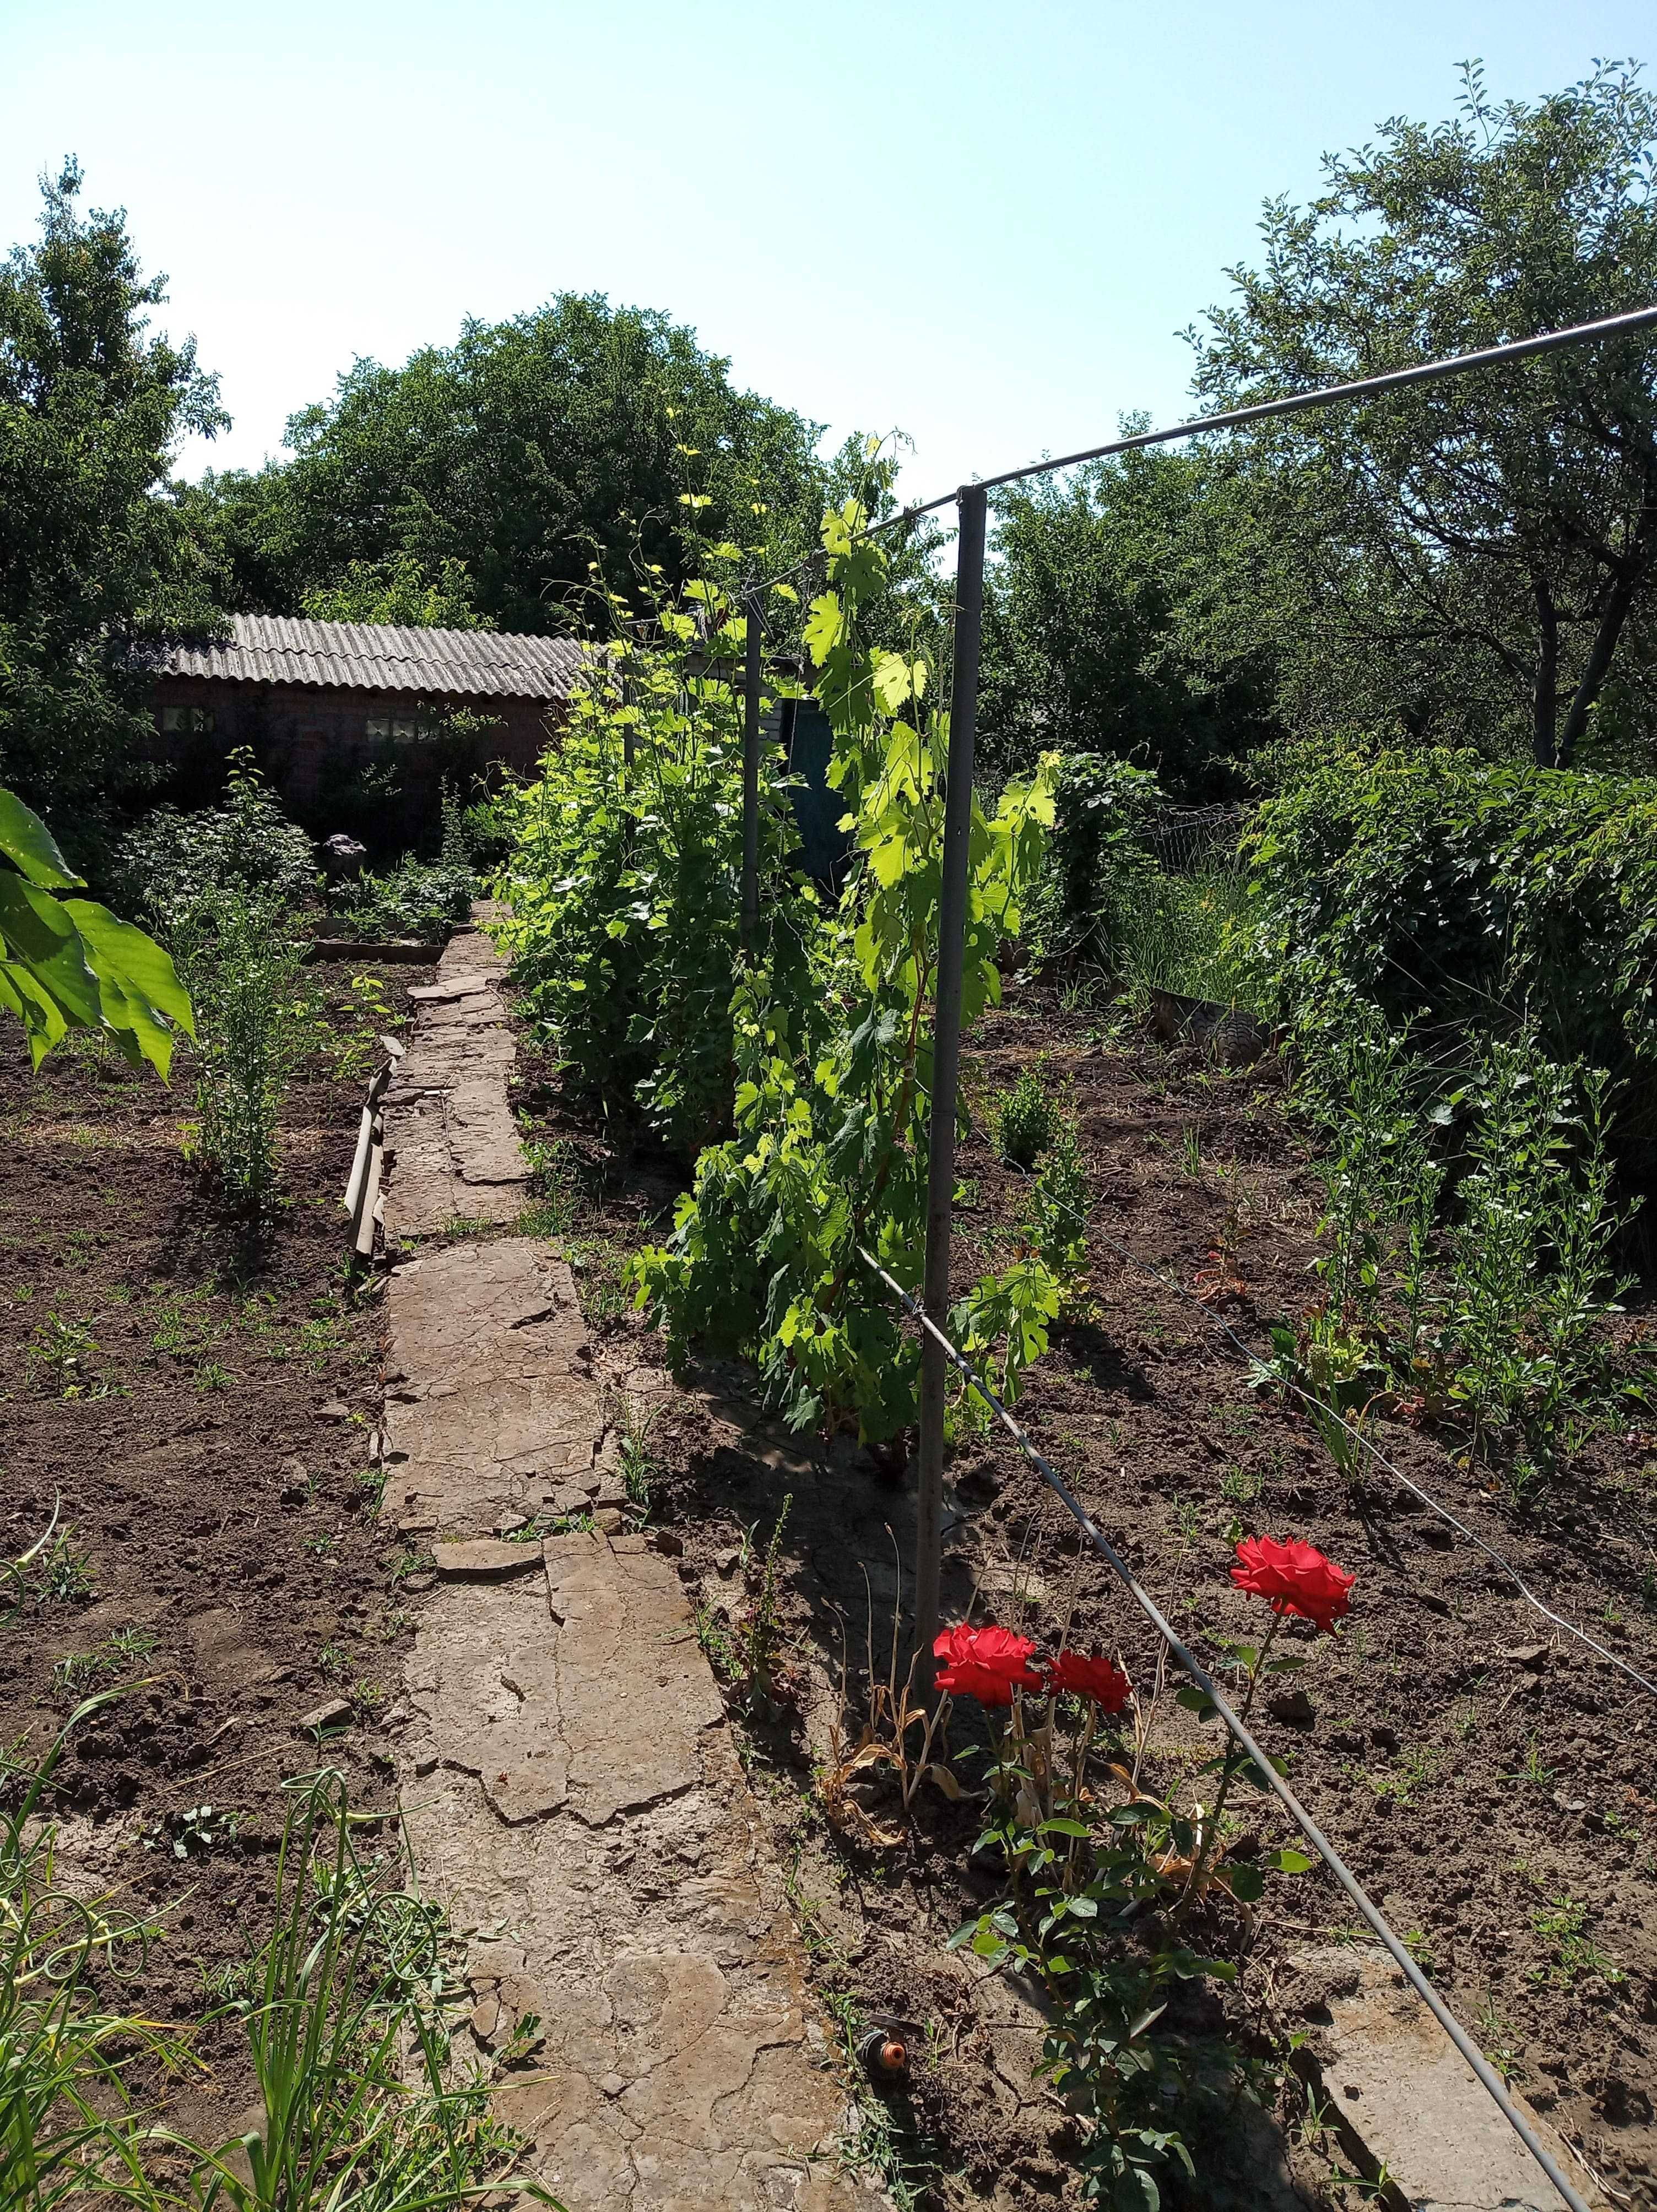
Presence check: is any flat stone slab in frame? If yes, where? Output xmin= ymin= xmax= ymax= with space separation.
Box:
xmin=401 ymin=1540 xmax=875 ymax=2210
xmin=382 ymin=1240 xmax=602 ymax=1532
xmin=432 ymin=1538 xmax=544 ymax=1579
xmin=383 ymin=925 xmax=530 ymax=1233
xmin=1286 ymin=1948 xmax=1597 ymax=2210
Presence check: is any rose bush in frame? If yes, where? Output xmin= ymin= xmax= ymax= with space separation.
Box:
xmin=1044 ymin=1650 xmax=1133 ymax=1709
xmin=1230 ymin=1533 xmax=1354 ymax=1633
xmin=932 ymin=1623 xmax=1043 ymax=1705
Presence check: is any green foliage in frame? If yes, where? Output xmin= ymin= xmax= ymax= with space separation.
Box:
xmin=113 ymin=749 xmax=316 ymax=928
xmin=329 ymin=856 xmax=473 ymax=940
xmin=630 ymin=502 xmax=1060 ymax=1442
xmin=1108 ymin=863 xmax=1255 ymax=1010
xmin=981 ymin=444 xmax=1278 ymax=799
xmin=1026 ymin=752 xmax=1163 ymax=963
xmin=1447 ymin=1037 xmax=1637 ymax=1473
xmin=1243 ymin=746 xmax=1657 ymax=1143
xmin=157 ymin=1770 xmax=557 ymax=2210
xmin=496 ymin=585 xmax=807 ymax=1157
xmin=1259 ymin=1010 xmax=1641 ymax=1488
xmin=1 ymin=1694 xmax=169 ymax=2210
xmin=171 ymin=892 xmax=302 ymax=1213
xmin=949 ymin=1689 xmax=1265 ymax=2209
xmin=0 ymin=162 xmax=229 ymax=850
xmin=1026 ymin=1115 xmax=1091 ymax=1291
xmin=997 ymin=1065 xmax=1059 ymax=1168
xmin=0 ymin=1743 xmax=560 ymax=2212
xmin=0 ymin=782 xmax=194 ymax=1076
xmin=301 ymin=551 xmax=494 ymax=629
xmin=1298 ymin=1016 xmax=1439 ymax=1326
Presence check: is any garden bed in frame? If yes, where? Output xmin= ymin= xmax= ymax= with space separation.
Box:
xmin=510 ymin=975 xmax=1657 ymax=2210
xmin=0 ymin=959 xmax=432 ymax=2135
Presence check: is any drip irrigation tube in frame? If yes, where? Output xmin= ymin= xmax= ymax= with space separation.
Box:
xmin=856 ymin=1246 xmax=1595 ymax=2212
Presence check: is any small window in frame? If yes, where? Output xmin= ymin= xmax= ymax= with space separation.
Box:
xmin=366 ymin=711 xmax=431 ymax=742
xmin=160 ymin=705 xmax=215 ymax=734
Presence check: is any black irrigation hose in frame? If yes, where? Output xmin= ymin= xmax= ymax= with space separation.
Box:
xmin=1086 ymin=1222 xmax=1657 ymax=1703
xmin=855 ymin=1246 xmax=1594 ymax=2212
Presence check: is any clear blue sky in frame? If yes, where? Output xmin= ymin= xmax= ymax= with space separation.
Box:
xmin=1 ymin=0 xmax=1650 ymax=502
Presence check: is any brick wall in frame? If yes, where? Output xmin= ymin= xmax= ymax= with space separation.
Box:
xmin=146 ymin=678 xmax=564 ymax=846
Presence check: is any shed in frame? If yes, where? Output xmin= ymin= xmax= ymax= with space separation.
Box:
xmin=137 ymin=615 xmax=587 ymax=839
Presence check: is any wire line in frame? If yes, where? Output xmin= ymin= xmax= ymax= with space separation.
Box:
xmin=856 ymin=1245 xmax=1594 ymax=2212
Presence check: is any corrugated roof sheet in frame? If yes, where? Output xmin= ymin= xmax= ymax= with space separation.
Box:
xmin=142 ymin=615 xmax=587 ymax=701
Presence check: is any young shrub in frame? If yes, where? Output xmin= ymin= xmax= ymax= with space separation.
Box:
xmin=114 ymin=748 xmax=316 ymax=928
xmin=997 ymin=1064 xmax=1059 ymax=1168
xmin=630 ymin=503 xmax=1060 ymax=1443
xmin=1026 ymin=751 xmax=1163 ymax=964
xmin=1447 ymin=1035 xmax=1638 ymax=1479
xmin=1026 ymin=1113 xmax=1090 ymax=1292
xmin=171 ymin=891 xmax=301 ymax=1213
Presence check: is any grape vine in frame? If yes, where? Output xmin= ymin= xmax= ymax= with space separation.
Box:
xmin=631 ymin=500 xmax=1060 ymax=1441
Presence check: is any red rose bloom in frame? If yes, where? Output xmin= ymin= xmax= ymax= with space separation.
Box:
xmin=933 ymin=1623 xmax=1043 ymax=1706
xmin=1043 ymin=1650 xmax=1133 ymax=1710
xmin=1231 ymin=1535 xmax=1355 ymax=1634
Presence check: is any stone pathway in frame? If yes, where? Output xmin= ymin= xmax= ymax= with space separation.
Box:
xmin=380 ymin=918 xmax=879 ymax=2212
xmin=381 ymin=924 xmax=530 ymax=1233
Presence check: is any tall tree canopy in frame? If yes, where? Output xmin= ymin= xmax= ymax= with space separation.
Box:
xmin=1188 ymin=60 xmax=1657 ymax=769
xmin=194 ymin=295 xmax=832 ymax=633
xmin=978 ymin=436 xmax=1280 ymax=797
xmin=0 ymin=161 xmax=226 ymax=849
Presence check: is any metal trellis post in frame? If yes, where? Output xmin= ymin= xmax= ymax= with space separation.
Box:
xmin=913 ymin=481 xmax=988 ymax=1688
xmin=740 ymin=585 xmax=762 ymax=957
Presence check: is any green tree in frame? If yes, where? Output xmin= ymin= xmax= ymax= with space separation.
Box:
xmin=0 ymin=161 xmax=228 ymax=853
xmin=979 ymin=434 xmax=1279 ymax=798
xmin=1189 ymin=60 xmax=1657 ymax=768
xmin=195 ymin=294 xmax=830 ymax=634
xmin=301 ymin=552 xmax=494 ymax=628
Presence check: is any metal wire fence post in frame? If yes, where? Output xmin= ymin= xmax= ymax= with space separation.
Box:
xmin=914 ymin=482 xmax=988 ymax=1689
xmin=740 ymin=585 xmax=762 ymax=958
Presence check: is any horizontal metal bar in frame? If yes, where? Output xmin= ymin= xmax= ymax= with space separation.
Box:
xmin=857 ymin=1246 xmax=1592 ymax=2212
xmin=869 ymin=302 xmax=1657 ymax=536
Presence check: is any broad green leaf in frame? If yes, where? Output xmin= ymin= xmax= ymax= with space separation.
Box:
xmin=63 ymin=901 xmax=194 ymax=1037
xmin=803 ymin=592 xmax=844 ymax=665
xmin=0 ymin=875 xmax=101 ymax=1027
xmin=0 ymin=787 xmax=82 ymax=888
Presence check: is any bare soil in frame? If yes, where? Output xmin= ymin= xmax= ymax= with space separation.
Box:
xmin=511 ymin=976 xmax=1657 ymax=2211
xmin=0 ymin=962 xmax=431 ymax=2139
xmin=9 ymin=952 xmax=1655 ymax=2208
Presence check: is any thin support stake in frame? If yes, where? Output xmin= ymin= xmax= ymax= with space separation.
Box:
xmin=914 ymin=482 xmax=988 ymax=1688
xmin=740 ymin=586 xmax=762 ymax=958
xmin=859 ymin=1247 xmax=1593 ymax=2212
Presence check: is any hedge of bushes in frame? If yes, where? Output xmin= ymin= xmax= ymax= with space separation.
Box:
xmin=1242 ymin=746 xmax=1657 ymax=1147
